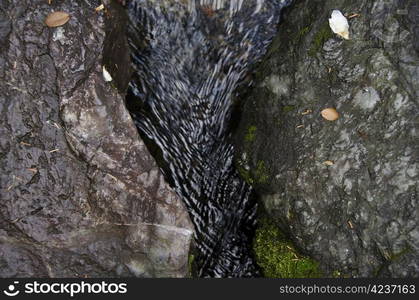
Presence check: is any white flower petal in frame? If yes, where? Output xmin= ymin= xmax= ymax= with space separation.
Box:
xmin=329 ymin=10 xmax=350 ymax=40
xmin=102 ymin=66 xmax=113 ymax=82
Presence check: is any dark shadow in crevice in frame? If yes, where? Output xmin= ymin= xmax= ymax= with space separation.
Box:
xmin=102 ymin=0 xmax=132 ymax=93
xmin=102 ymin=0 xmax=176 ymax=186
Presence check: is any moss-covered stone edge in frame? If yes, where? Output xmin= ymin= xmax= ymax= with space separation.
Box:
xmin=252 ymin=213 xmax=323 ymax=278
xmin=236 ymin=125 xmax=271 ymax=186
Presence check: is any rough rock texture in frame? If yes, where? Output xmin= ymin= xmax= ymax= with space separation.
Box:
xmin=0 ymin=0 xmax=193 ymax=277
xmin=235 ymin=0 xmax=418 ymax=277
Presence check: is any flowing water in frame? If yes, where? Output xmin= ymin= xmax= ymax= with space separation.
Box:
xmin=125 ymin=0 xmax=291 ymax=277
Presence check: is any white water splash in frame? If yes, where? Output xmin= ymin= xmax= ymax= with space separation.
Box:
xmin=145 ymin=0 xmax=268 ymax=15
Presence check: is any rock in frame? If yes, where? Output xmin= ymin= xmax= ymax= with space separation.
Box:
xmin=234 ymin=0 xmax=418 ymax=277
xmin=0 ymin=0 xmax=193 ymax=277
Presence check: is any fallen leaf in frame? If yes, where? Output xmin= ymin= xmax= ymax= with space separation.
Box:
xmin=323 ymin=160 xmax=335 ymax=166
xmin=321 ymin=108 xmax=339 ymax=121
xmin=45 ymin=11 xmax=70 ymax=28
xmin=95 ymin=4 xmax=105 ymax=12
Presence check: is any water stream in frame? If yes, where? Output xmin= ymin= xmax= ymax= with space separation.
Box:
xmin=125 ymin=0 xmax=291 ymax=277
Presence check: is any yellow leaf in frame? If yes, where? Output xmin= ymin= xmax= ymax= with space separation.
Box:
xmin=45 ymin=11 xmax=70 ymax=28
xmin=321 ymin=108 xmax=339 ymax=121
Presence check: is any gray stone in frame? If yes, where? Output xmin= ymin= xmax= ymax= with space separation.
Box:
xmin=0 ymin=0 xmax=193 ymax=278
xmin=234 ymin=0 xmax=418 ymax=277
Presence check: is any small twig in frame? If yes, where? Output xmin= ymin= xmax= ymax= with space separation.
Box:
xmin=14 ymin=175 xmax=23 ymax=182
xmin=348 ymin=13 xmax=360 ymax=19
xmin=5 ymin=82 xmax=27 ymax=94
xmin=106 ymin=174 xmax=118 ymax=182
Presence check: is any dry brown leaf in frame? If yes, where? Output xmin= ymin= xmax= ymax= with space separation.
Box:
xmin=321 ymin=108 xmax=339 ymax=121
xmin=45 ymin=11 xmax=70 ymax=28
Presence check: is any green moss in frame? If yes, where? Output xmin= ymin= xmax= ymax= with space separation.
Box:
xmin=282 ymin=105 xmax=296 ymax=113
xmin=298 ymin=26 xmax=311 ymax=38
xmin=254 ymin=160 xmax=269 ymax=184
xmin=236 ymin=158 xmax=269 ymax=186
xmin=373 ymin=246 xmax=413 ymax=277
xmin=237 ymin=128 xmax=270 ymax=186
xmin=244 ymin=126 xmax=257 ymax=143
xmin=390 ymin=247 xmax=412 ymax=261
xmin=308 ymin=22 xmax=334 ymax=57
xmin=188 ymin=254 xmax=195 ymax=277
xmin=237 ymin=163 xmax=254 ymax=185
xmin=253 ymin=218 xmax=323 ymax=278
xmin=332 ymin=270 xmax=344 ymax=278
xmin=292 ymin=26 xmax=311 ymax=43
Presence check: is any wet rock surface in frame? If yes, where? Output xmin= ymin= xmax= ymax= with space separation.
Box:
xmin=234 ymin=0 xmax=418 ymax=277
xmin=0 ymin=0 xmax=193 ymax=277
xmin=125 ymin=0 xmax=292 ymax=277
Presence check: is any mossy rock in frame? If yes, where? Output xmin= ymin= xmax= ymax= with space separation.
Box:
xmin=245 ymin=125 xmax=257 ymax=143
xmin=254 ymin=160 xmax=269 ymax=184
xmin=308 ymin=21 xmax=335 ymax=57
xmin=253 ymin=218 xmax=323 ymax=278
